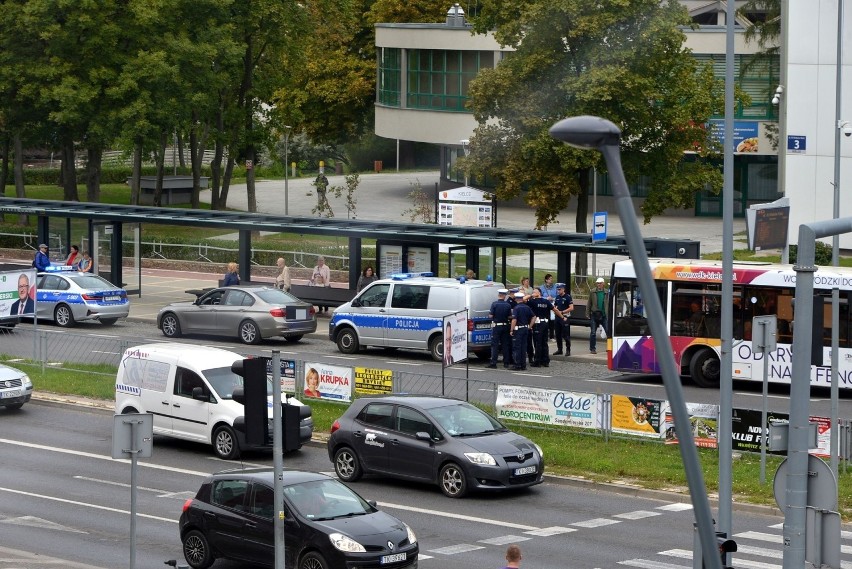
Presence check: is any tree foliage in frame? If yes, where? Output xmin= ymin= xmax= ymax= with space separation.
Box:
xmin=464 ymin=0 xmax=724 ymax=228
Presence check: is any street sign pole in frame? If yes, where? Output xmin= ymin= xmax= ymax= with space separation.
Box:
xmin=272 ymin=350 xmax=285 ymax=569
xmin=112 ymin=413 xmax=153 ymax=569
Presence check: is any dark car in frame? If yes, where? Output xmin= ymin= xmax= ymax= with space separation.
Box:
xmin=158 ymin=285 xmax=317 ymax=345
xmin=327 ymin=395 xmax=544 ymax=498
xmin=179 ymin=468 xmax=418 ymax=569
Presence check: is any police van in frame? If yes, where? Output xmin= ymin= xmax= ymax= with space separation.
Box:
xmin=328 ymin=273 xmax=501 ymax=361
xmin=114 ymin=343 xmax=312 ymax=460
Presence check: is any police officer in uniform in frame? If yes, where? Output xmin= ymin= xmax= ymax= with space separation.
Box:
xmin=510 ymin=292 xmax=535 ymax=371
xmin=488 ymin=289 xmax=513 ymax=368
xmin=528 ymin=288 xmax=566 ymax=367
xmin=553 ymin=283 xmax=574 ymax=356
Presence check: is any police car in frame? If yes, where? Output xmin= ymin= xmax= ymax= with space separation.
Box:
xmin=329 ymin=273 xmax=501 ymax=361
xmin=34 ymin=266 xmax=130 ymax=327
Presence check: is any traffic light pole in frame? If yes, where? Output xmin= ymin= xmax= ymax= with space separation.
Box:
xmin=272 ymin=350 xmax=285 ymax=569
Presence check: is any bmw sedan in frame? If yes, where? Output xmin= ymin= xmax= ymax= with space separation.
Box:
xmin=158 ymin=286 xmax=317 ymax=345
xmin=328 ymin=395 xmax=544 ymax=498
xmin=179 ymin=468 xmax=418 ymax=569
xmin=35 ymin=267 xmax=129 ymax=327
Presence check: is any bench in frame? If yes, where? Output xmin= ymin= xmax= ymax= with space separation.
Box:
xmin=289 ymin=284 xmax=357 ymax=308
xmin=130 ymin=175 xmax=209 ymax=206
xmin=566 ymin=301 xmax=592 ymax=328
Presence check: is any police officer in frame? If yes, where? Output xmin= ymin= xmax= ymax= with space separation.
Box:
xmin=553 ymin=283 xmax=574 ymax=356
xmin=510 ymin=292 xmax=535 ymax=371
xmin=528 ymin=288 xmax=565 ymax=367
xmin=488 ymin=289 xmax=513 ymax=368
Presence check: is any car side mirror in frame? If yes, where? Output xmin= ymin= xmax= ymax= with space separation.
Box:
xmin=192 ymin=386 xmax=208 ymax=402
xmin=415 ymin=431 xmax=432 ymax=442
xmin=367 ymin=500 xmax=377 ymax=508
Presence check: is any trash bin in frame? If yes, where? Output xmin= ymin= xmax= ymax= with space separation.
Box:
xmin=374 ymin=160 xmax=383 ymax=173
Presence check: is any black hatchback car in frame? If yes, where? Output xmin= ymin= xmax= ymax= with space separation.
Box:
xmin=179 ymin=468 xmax=418 ymax=569
xmin=327 ymin=395 xmax=544 ymax=498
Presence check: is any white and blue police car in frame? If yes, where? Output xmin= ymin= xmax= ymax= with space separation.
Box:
xmin=34 ymin=265 xmax=130 ymax=327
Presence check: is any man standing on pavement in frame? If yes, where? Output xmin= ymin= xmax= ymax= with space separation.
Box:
xmin=589 ymin=277 xmax=610 ymax=354
xmin=553 ymin=282 xmax=574 ymax=356
xmin=33 ymin=244 xmax=50 ymax=272
xmin=499 ymin=544 xmax=522 ymax=569
xmin=487 ymin=289 xmax=513 ymax=369
xmin=528 ymin=288 xmax=565 ymax=367
xmin=538 ymin=273 xmax=558 ymax=339
xmin=509 ymin=292 xmax=535 ymax=371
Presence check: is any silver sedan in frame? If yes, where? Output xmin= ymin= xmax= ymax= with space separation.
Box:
xmin=157 ymin=285 xmax=317 ymax=344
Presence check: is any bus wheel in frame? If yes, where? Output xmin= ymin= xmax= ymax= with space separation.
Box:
xmin=690 ymin=349 xmax=720 ymax=388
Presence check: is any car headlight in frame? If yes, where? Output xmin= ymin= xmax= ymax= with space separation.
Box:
xmin=464 ymin=452 xmax=497 ymax=466
xmin=329 ymin=532 xmax=366 ymax=553
xmin=406 ymin=523 xmax=417 ymax=545
xmin=533 ymin=443 xmax=543 ymax=458
xmin=22 ymin=374 xmax=32 ymax=388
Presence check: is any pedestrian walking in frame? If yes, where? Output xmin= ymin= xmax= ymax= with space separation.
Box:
xmin=275 ymin=257 xmax=291 ymax=292
xmin=538 ymin=273 xmax=558 ymax=339
xmin=487 ymin=289 xmax=513 ymax=368
xmin=510 ymin=292 xmax=535 ymax=371
xmin=527 ymin=288 xmax=566 ymax=367
xmin=553 ymin=283 xmax=574 ymax=356
xmin=223 ymin=262 xmax=240 ymax=286
xmin=32 ymin=243 xmax=50 ymax=272
xmin=311 ymin=256 xmax=331 ymax=313
xmin=589 ymin=277 xmax=610 ymax=354
xmin=499 ymin=544 xmax=522 ymax=569
xmin=315 ymin=172 xmax=330 ymax=211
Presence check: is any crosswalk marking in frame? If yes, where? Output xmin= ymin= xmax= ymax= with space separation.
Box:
xmin=619 ymin=559 xmax=689 ymax=569
xmin=571 ymin=517 xmax=622 ymax=528
xmin=659 ymin=549 xmax=782 ymax=569
xmin=523 ymin=526 xmax=576 ymax=536
xmin=614 ymin=510 xmax=662 ymax=520
xmin=478 ymin=535 xmax=530 ymax=546
xmin=735 ymin=531 xmax=781 ymax=543
xmin=427 ymin=544 xmax=485 ymax=555
xmin=656 ymin=503 xmax=693 ymax=512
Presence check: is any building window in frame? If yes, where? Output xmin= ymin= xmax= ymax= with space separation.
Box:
xmin=694 ymin=54 xmax=780 ymax=120
xmin=407 ymin=50 xmax=493 ymax=111
xmin=378 ymin=47 xmax=401 ymax=107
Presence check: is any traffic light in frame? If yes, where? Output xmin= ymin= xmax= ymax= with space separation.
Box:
xmin=231 ymin=357 xmax=269 ymax=447
xmin=703 ymin=532 xmax=737 ymax=569
xmin=282 ymin=402 xmax=301 ymax=452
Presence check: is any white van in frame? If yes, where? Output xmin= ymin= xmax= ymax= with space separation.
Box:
xmin=329 ymin=274 xmax=501 ymax=361
xmin=114 ymin=343 xmax=312 ymax=459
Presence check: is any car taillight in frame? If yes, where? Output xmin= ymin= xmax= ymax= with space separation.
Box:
xmin=310 ymin=306 xmax=317 ymax=316
xmin=269 ymin=308 xmax=285 ymax=317
xmin=330 ymin=420 xmax=340 ymax=434
xmin=182 ymin=499 xmax=194 ymax=513
xmin=467 ymin=319 xmax=474 ymax=332
xmin=82 ymin=294 xmax=96 ymax=301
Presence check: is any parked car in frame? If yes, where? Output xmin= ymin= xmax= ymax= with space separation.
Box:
xmin=0 ymin=363 xmax=33 ymax=410
xmin=327 ymin=394 xmax=544 ymax=498
xmin=34 ymin=266 xmax=129 ymax=327
xmin=179 ymin=468 xmax=418 ymax=569
xmin=158 ymin=285 xmax=316 ymax=345
xmin=0 ymin=315 xmax=18 ymax=329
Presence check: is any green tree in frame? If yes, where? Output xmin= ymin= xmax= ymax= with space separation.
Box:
xmin=465 ymin=0 xmax=724 ymax=254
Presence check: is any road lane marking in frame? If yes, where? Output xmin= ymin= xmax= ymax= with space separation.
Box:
xmin=427 ymin=544 xmax=485 ymax=555
xmin=0 ymin=515 xmax=87 ymax=534
xmin=0 ymin=487 xmax=177 ymax=524
xmin=478 ymin=535 xmax=530 ymax=545
xmin=656 ymin=503 xmax=693 ymax=511
xmin=524 ymin=526 xmax=576 ymax=536
xmin=73 ymin=476 xmax=194 ymax=499
xmin=377 ymin=502 xmax=538 ymax=531
xmin=571 ymin=517 xmax=622 ymax=528
xmin=614 ymin=510 xmax=662 ymax=520
xmin=0 ymin=545 xmax=111 ymax=569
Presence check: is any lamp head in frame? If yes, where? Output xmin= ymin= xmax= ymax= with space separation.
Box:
xmin=549 ymin=116 xmax=621 ymax=149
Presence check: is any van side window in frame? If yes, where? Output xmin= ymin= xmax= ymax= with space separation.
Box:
xmin=391 ymin=284 xmax=430 ymax=309
xmin=212 ymin=479 xmax=248 ymax=511
xmin=359 ymin=284 xmax=390 ymax=307
xmin=175 ymin=367 xmax=208 ymax=398
xmin=356 ymin=403 xmax=394 ymax=429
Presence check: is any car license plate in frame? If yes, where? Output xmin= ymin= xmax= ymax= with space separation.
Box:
xmin=381 ymin=552 xmax=406 ymax=564
xmin=514 ymin=465 xmax=536 ymax=476
xmin=105 ymin=296 xmax=120 ymax=302
xmin=1 ymin=389 xmax=21 ymax=398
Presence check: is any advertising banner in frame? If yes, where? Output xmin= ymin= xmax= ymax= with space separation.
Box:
xmin=496 ymin=385 xmax=601 ymax=429
xmin=0 ymin=269 xmax=37 ymax=317
xmin=442 ymin=311 xmax=468 ymax=367
xmin=662 ymin=402 xmax=719 ymax=448
xmin=611 ymin=395 xmax=663 ymax=438
xmin=303 ymin=362 xmax=353 ymax=402
xmin=265 ymin=358 xmax=296 ymax=394
xmin=355 ymin=367 xmax=393 ymax=395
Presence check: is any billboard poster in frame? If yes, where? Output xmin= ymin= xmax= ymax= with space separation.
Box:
xmin=496 ymin=385 xmax=601 ymax=429
xmin=378 ymin=244 xmax=403 ymax=277
xmin=355 ymin=367 xmax=393 ymax=395
xmin=406 ymin=247 xmax=432 ymax=273
xmin=442 ymin=311 xmax=468 ymax=367
xmin=0 ymin=269 xmax=37 ymax=317
xmin=303 ymin=362 xmax=353 ymax=402
xmin=265 ymin=358 xmax=296 ymax=393
xmin=662 ymin=402 xmax=719 ymax=448
xmin=610 ymin=395 xmax=663 ymax=438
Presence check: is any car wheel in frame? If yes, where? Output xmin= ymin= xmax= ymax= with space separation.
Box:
xmin=161 ymin=313 xmax=182 ymax=338
xmin=213 ymin=425 xmax=241 ymax=460
xmin=285 ymin=334 xmax=303 ymax=343
xmin=182 ymin=529 xmax=214 ymax=569
xmin=690 ymin=348 xmax=720 ymax=388
xmin=121 ymin=407 xmax=139 ymax=414
xmin=336 ymin=328 xmax=360 ymax=354
xmin=3 ymin=403 xmax=24 ymax=410
xmin=100 ymin=318 xmax=118 ymax=326
xmin=239 ymin=320 xmax=261 ymax=344
xmin=439 ymin=462 xmax=468 ymax=498
xmin=54 ymin=304 xmax=75 ymax=327
xmin=299 ymin=551 xmax=330 ymax=569
xmin=429 ymin=335 xmax=443 ymax=362
xmin=333 ymin=446 xmax=363 ymax=482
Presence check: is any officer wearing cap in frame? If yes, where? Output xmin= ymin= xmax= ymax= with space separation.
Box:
xmin=553 ymin=283 xmax=574 ymax=356
xmin=589 ymin=277 xmax=609 ymax=354
xmin=33 ymin=243 xmax=51 ymax=272
xmin=527 ymin=288 xmax=565 ymax=367
xmin=510 ymin=292 xmax=535 ymax=371
xmin=488 ymin=289 xmax=513 ymax=368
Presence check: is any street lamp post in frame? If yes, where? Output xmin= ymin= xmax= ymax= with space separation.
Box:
xmin=460 ymin=139 xmax=470 ymax=186
xmin=549 ymin=115 xmax=723 ymax=569
xmin=284 ymin=125 xmax=292 ymax=216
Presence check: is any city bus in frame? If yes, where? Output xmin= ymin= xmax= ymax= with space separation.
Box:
xmin=607 ymin=258 xmax=852 ymax=390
